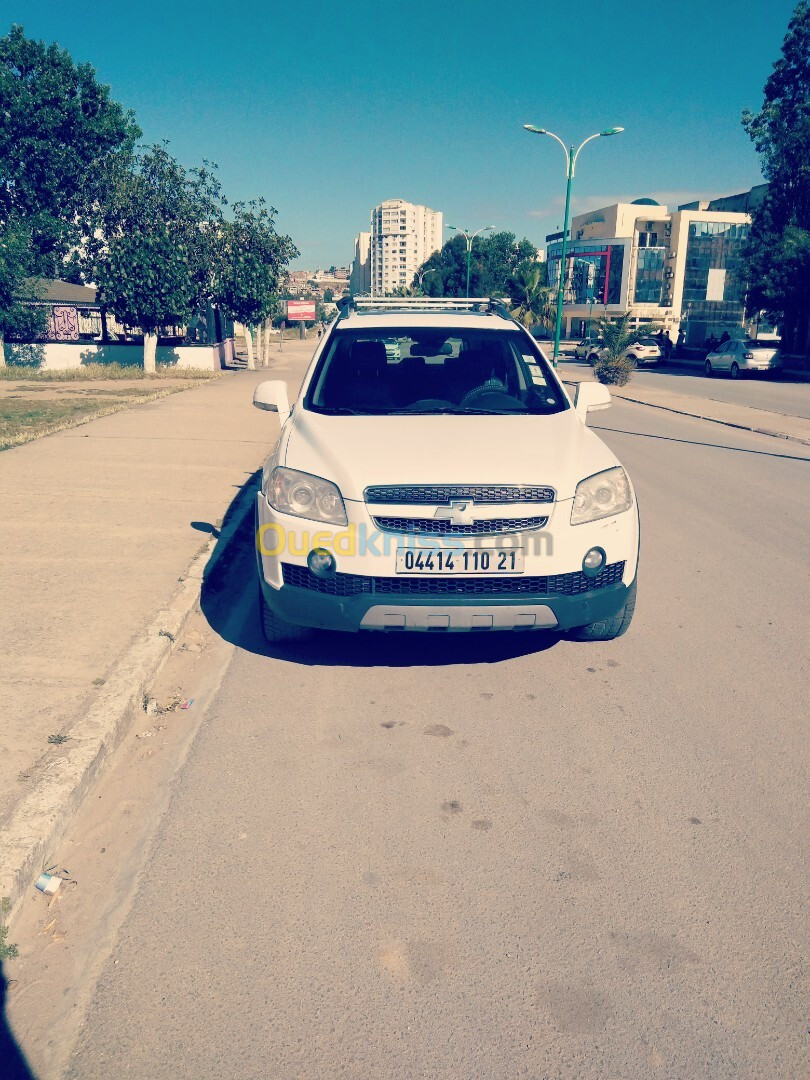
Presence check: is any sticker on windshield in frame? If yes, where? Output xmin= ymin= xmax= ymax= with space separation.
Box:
xmin=524 ymin=359 xmax=547 ymax=386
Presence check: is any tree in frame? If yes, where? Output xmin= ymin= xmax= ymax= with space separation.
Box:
xmin=741 ymin=2 xmax=810 ymax=355
xmin=417 ymin=232 xmax=539 ymax=298
xmin=0 ymin=24 xmax=140 ymax=277
xmin=506 ymin=259 xmax=551 ymax=328
xmin=93 ymin=144 xmax=225 ymax=372
xmin=0 ymin=219 xmax=48 ymax=365
xmin=212 ymin=200 xmax=298 ymax=369
xmin=591 ymin=312 xmax=660 ymax=386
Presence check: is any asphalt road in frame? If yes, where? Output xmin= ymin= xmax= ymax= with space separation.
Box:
xmin=18 ymin=397 xmax=810 ymax=1079
xmin=560 ymin=357 xmax=810 ymax=419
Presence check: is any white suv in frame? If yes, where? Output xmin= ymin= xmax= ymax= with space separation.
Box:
xmin=253 ymin=298 xmax=640 ymax=642
xmin=586 ymin=337 xmax=661 ymax=365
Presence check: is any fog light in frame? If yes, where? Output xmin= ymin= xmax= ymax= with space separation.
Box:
xmin=582 ymin=547 xmax=606 ymax=577
xmin=307 ymin=547 xmax=336 ymax=578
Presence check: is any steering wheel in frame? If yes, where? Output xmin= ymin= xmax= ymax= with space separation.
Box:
xmin=459 ymin=388 xmax=526 ymax=411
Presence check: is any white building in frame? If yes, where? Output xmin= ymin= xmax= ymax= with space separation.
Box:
xmin=368 ymin=199 xmax=443 ymax=296
xmin=350 ymin=232 xmax=371 ymax=296
xmin=546 ymin=195 xmax=754 ymax=345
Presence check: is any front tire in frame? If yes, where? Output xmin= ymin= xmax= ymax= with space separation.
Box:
xmin=259 ymin=585 xmax=312 ymax=643
xmin=705 ymin=359 xmax=713 ymax=376
xmin=566 ymin=579 xmax=637 ymax=642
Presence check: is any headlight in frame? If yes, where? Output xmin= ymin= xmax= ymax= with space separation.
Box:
xmin=265 ymin=467 xmax=347 ymax=525
xmin=571 ymin=467 xmax=632 ymax=525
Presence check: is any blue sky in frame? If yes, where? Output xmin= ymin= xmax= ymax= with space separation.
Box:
xmin=7 ymin=0 xmax=797 ymax=269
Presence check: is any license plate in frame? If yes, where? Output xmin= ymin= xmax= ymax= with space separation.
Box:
xmin=395 ymin=547 xmax=524 ymax=574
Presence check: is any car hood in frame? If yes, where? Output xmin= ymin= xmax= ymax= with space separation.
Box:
xmin=282 ymin=408 xmax=620 ymax=503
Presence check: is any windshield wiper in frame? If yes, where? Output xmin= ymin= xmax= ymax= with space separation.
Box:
xmin=314 ymin=406 xmax=386 ymax=415
xmin=388 ymin=406 xmax=518 ymax=416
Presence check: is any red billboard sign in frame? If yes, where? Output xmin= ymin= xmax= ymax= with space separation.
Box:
xmin=286 ymin=299 xmax=316 ymax=322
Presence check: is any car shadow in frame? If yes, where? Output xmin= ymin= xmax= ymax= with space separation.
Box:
xmin=0 ymin=966 xmax=34 ymax=1080
xmin=198 ymin=482 xmax=562 ymax=669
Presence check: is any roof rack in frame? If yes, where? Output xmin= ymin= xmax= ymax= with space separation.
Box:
xmin=336 ymin=296 xmax=514 ymax=319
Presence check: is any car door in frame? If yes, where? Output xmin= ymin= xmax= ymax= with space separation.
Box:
xmin=713 ymin=342 xmax=729 ymax=369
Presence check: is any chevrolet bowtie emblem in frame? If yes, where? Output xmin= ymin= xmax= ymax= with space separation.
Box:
xmin=435 ymin=499 xmax=476 ymax=525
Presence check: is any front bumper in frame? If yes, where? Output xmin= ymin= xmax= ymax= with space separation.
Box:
xmin=258 ymin=569 xmax=632 ymax=632
xmin=255 ymin=489 xmax=639 ymax=633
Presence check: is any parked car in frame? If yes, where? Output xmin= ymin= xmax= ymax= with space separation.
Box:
xmin=624 ymin=336 xmax=662 ymax=365
xmin=574 ymin=337 xmax=602 ymax=359
xmin=583 ymin=336 xmax=661 ymax=366
xmin=252 ymin=297 xmax=640 ymax=643
xmin=704 ymin=339 xmax=783 ymax=378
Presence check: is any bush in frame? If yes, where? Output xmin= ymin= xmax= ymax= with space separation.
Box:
xmin=594 ymin=356 xmax=634 ymax=386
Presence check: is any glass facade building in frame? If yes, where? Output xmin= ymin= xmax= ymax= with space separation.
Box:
xmin=681 ymin=220 xmax=749 ymax=338
xmin=633 ymin=247 xmax=666 ymax=304
xmin=546 ymin=241 xmax=626 ymax=306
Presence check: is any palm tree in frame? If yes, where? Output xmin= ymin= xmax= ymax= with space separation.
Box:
xmin=508 ymin=261 xmax=552 ymax=330
xmin=593 ymin=311 xmax=661 ymax=385
xmin=596 ymin=312 xmax=643 ymax=360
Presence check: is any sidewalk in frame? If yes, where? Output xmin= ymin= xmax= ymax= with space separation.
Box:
xmin=0 ymin=340 xmax=315 ymax=910
xmin=559 ymin=363 xmax=810 ymax=445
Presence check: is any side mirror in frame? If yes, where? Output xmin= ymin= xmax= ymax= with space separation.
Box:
xmin=574 ymin=381 xmax=611 ymax=420
xmin=253 ymin=381 xmax=291 ymax=425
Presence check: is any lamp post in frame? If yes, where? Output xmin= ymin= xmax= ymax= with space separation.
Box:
xmin=415 ymin=267 xmax=438 ymax=295
xmin=447 ymin=224 xmax=494 ymax=298
xmin=523 ymin=124 xmax=623 ymax=365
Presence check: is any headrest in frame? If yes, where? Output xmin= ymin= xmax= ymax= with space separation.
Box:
xmin=351 ymin=339 xmax=387 ymax=375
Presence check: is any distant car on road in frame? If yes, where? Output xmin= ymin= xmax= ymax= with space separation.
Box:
xmin=574 ymin=338 xmax=602 ymax=359
xmin=625 ymin=337 xmax=663 ymax=365
xmin=704 ymin=339 xmax=783 ymax=379
xmin=582 ymin=337 xmax=662 ymax=366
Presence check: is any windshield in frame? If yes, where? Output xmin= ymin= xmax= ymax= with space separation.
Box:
xmin=304 ymin=328 xmax=568 ymax=416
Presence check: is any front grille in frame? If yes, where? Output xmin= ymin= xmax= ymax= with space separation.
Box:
xmin=371 ymin=515 xmax=549 ymax=536
xmin=364 ymin=484 xmax=555 ymax=505
xmin=281 ymin=561 xmax=625 ymax=597
xmin=282 ymin=564 xmax=373 ymax=595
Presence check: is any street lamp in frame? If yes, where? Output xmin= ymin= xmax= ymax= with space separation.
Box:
xmin=415 ymin=267 xmax=438 ymax=295
xmin=447 ymin=224 xmax=494 ymax=298
xmin=523 ymin=124 xmax=623 ymax=365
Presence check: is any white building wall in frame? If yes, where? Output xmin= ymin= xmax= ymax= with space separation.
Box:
xmin=5 ymin=341 xmax=229 ymax=371
xmin=350 ymin=232 xmax=371 ymax=295
xmin=370 ymin=199 xmax=443 ymax=295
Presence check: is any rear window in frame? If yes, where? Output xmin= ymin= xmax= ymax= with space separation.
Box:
xmin=745 ymin=340 xmax=779 ymax=350
xmin=304 ymin=328 xmax=568 ymax=416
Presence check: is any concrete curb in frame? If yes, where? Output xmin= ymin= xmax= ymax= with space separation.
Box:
xmin=0 ymin=477 xmax=260 ymax=922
